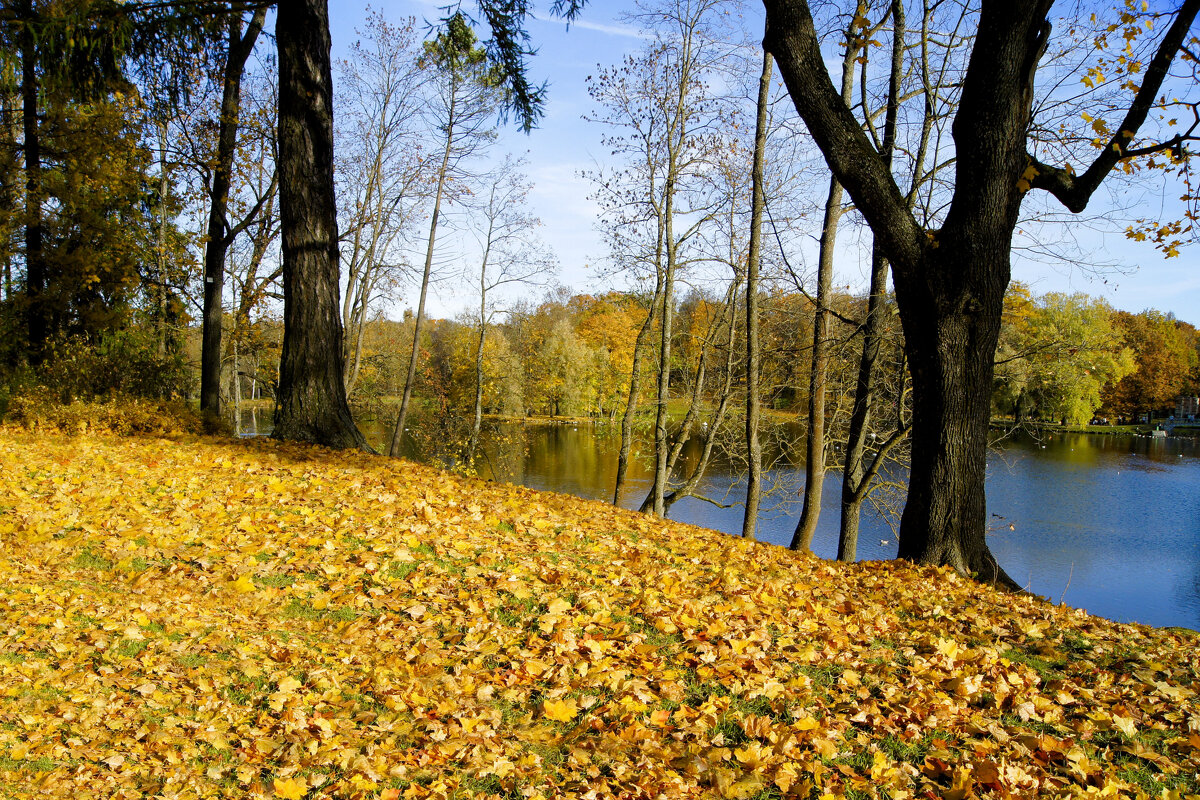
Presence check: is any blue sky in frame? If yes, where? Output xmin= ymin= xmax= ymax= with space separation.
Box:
xmin=324 ymin=1 xmax=1200 ymax=325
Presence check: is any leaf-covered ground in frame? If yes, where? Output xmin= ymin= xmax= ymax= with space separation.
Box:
xmin=0 ymin=430 xmax=1197 ymax=800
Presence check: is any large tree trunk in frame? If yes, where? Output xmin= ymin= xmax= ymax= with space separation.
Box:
xmin=19 ymin=0 xmax=45 ymax=362
xmin=742 ymin=48 xmax=771 ymax=541
xmin=894 ymin=239 xmax=1014 ymax=586
xmin=273 ymin=0 xmax=368 ymax=450
xmin=765 ymin=0 xmax=1200 ymax=584
xmin=201 ymin=7 xmax=266 ymax=427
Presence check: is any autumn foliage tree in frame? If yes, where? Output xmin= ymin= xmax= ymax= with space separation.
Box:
xmin=1104 ymin=309 xmax=1200 ymax=418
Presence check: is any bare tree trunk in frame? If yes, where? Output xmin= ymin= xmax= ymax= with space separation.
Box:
xmin=388 ymin=112 xmax=454 ymax=458
xmin=839 ymin=243 xmax=889 ymax=560
xmin=467 ymin=269 xmax=488 ymax=463
xmin=742 ymin=48 xmax=772 ymax=540
xmin=612 ymin=275 xmax=662 ymax=505
xmin=895 ymin=243 xmax=1012 ymax=584
xmin=641 ymin=280 xmax=738 ymax=514
xmin=840 ymin=0 xmax=906 ymax=561
xmin=19 ymin=0 xmax=45 ymax=362
xmin=650 ymin=238 xmax=677 ymax=517
xmin=273 ymin=0 xmax=369 ymax=450
xmin=789 ymin=20 xmax=858 ymax=553
xmin=232 ymin=336 xmax=242 ymax=434
xmin=201 ymin=7 xmax=266 ymax=427
xmin=789 ymin=174 xmax=842 ymax=550
xmin=660 ymin=280 xmax=741 ymax=516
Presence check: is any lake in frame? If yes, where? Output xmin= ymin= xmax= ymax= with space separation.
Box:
xmin=235 ymin=407 xmax=1200 ymax=630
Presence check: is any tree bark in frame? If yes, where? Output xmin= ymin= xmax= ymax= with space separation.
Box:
xmin=789 ymin=172 xmax=841 ymax=551
xmin=201 ymin=7 xmax=266 ymax=427
xmin=763 ymin=0 xmax=1035 ymax=584
xmin=839 ymin=0 xmax=906 ymax=562
xmin=19 ymin=0 xmax=45 ymax=362
xmin=613 ymin=277 xmax=662 ymax=506
xmin=766 ymin=0 xmax=1200 ymax=583
xmin=273 ymin=0 xmax=369 ymax=451
xmin=839 ymin=241 xmax=891 ymax=561
xmin=790 ymin=27 xmax=856 ymax=553
xmin=893 ymin=239 xmax=1010 ymax=583
xmin=742 ymin=48 xmax=771 ymax=541
xmin=388 ymin=101 xmax=454 ymax=458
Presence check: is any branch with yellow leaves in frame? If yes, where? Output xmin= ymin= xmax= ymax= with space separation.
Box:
xmin=1029 ymin=0 xmax=1200 ymax=212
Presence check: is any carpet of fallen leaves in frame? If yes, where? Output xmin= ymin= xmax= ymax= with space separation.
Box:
xmin=0 ymin=430 xmax=1197 ymax=800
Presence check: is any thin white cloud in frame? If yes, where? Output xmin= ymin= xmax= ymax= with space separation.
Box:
xmin=533 ymin=15 xmax=647 ymax=39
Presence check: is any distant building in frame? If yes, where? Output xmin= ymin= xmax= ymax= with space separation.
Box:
xmin=1178 ymin=396 xmax=1200 ymax=419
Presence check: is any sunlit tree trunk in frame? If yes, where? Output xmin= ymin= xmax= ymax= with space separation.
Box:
xmin=612 ymin=274 xmax=662 ymax=506
xmin=389 ymin=113 xmax=453 ymax=458
xmin=840 ymin=0 xmax=907 ymax=561
xmin=201 ymin=7 xmax=266 ymax=427
xmin=790 ymin=27 xmax=857 ymax=552
xmin=742 ymin=48 xmax=772 ymax=540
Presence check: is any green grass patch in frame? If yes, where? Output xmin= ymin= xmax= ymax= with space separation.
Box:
xmin=1001 ymin=647 xmax=1066 ymax=681
xmin=73 ymin=547 xmax=112 ymax=571
xmin=282 ymin=599 xmax=357 ymax=623
xmin=114 ymin=638 xmax=149 ymax=659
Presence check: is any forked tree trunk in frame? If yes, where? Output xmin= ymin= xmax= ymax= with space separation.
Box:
xmin=639 ymin=279 xmax=739 ymax=515
xmin=765 ymin=0 xmax=1200 ymax=585
xmin=273 ymin=0 xmax=369 ymax=451
xmin=612 ymin=278 xmax=661 ymax=506
xmin=839 ymin=0 xmax=906 ymax=562
xmin=789 ymin=20 xmax=857 ymax=552
xmin=200 ymin=7 xmax=266 ymax=427
xmin=838 ymin=242 xmax=890 ymax=561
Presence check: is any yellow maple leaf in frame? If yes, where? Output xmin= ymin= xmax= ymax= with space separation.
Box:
xmin=273 ymin=777 xmax=307 ymax=799
xmin=543 ymin=698 xmax=579 ymax=722
xmin=232 ymin=573 xmax=256 ymax=593
xmin=649 ymin=707 xmax=673 ymax=727
xmin=277 ymin=676 xmax=302 ymax=694
xmin=1112 ymin=714 xmax=1137 ymax=737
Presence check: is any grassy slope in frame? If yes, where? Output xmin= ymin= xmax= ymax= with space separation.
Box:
xmin=0 ymin=430 xmax=1197 ymax=800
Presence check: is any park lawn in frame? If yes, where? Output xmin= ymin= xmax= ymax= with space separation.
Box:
xmin=0 ymin=428 xmax=1197 ymax=800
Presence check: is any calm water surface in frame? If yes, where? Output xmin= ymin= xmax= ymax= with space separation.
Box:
xmin=236 ymin=409 xmax=1200 ymax=629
